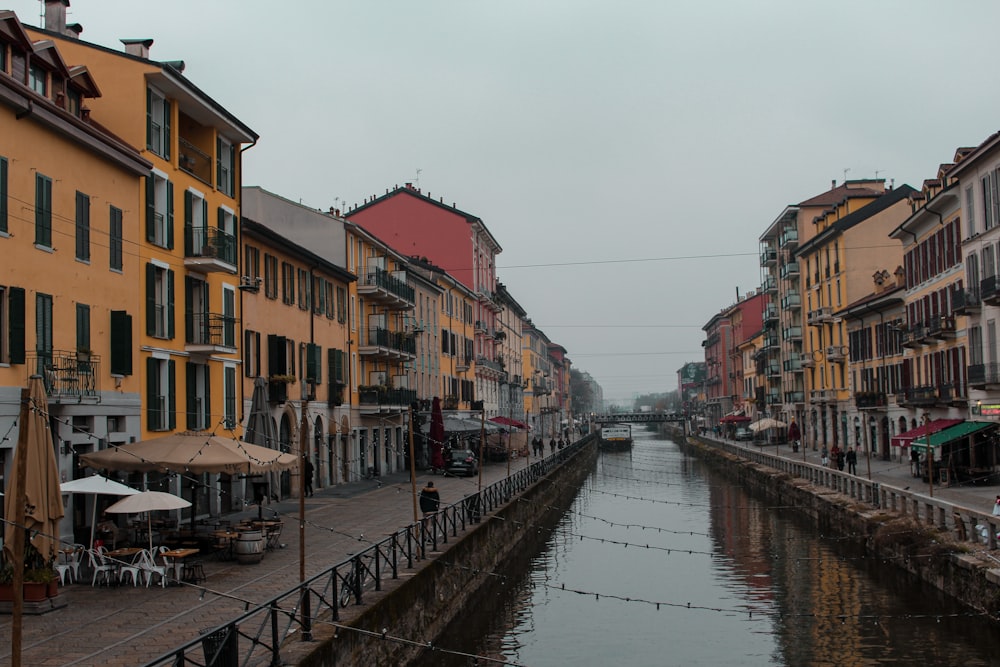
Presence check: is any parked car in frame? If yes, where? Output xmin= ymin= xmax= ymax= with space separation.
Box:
xmin=446 ymin=449 xmax=480 ymax=477
xmin=734 ymin=427 xmax=753 ymax=441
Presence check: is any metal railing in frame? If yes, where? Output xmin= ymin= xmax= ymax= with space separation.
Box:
xmin=142 ymin=436 xmax=593 ymax=666
xmin=178 ymin=136 xmax=212 ymax=184
xmin=362 ymin=267 xmax=415 ymax=304
xmin=27 ymin=350 xmax=100 ymax=399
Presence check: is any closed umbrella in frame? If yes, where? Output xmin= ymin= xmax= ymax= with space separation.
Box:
xmin=105 ymin=491 xmax=191 ymax=553
xmin=244 ymin=377 xmax=279 ymax=518
xmin=60 ymin=475 xmax=140 ymax=551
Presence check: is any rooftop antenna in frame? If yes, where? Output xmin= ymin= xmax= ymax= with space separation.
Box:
xmin=874 ymin=168 xmax=882 ymax=180
xmin=415 ymin=168 xmax=422 ymax=189
xmin=843 ymin=167 xmax=850 ymax=183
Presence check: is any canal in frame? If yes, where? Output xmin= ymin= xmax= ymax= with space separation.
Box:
xmin=418 ymin=428 xmax=1000 ymax=666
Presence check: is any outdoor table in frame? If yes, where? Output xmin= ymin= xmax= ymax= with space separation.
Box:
xmin=212 ymin=530 xmax=240 ymax=560
xmin=160 ymin=548 xmax=200 ymax=584
xmin=104 ymin=547 xmax=144 ymax=585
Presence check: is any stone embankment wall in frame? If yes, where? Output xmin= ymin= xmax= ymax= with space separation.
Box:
xmin=299 ymin=437 xmax=599 ymax=666
xmin=675 ymin=428 xmax=1000 ymax=621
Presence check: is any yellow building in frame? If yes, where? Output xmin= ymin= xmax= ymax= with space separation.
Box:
xmin=0 ymin=10 xmax=151 ymax=542
xmin=523 ymin=323 xmax=555 ymax=437
xmin=796 ymin=185 xmax=915 ymax=449
xmin=496 ymin=284 xmax=527 ymax=425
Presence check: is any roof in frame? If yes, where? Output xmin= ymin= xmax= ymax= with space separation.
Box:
xmin=947 ymin=130 xmax=1000 ymax=179
xmin=890 ymin=418 xmax=962 ymax=447
xmin=911 ymin=421 xmax=997 ymax=451
xmin=797 ymin=180 xmax=885 ymax=207
xmin=240 ymin=217 xmax=356 ymax=284
xmin=836 ymin=284 xmax=904 ymax=317
xmin=795 ymin=185 xmax=916 ymax=258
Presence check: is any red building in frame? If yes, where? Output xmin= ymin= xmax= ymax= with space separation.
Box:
xmin=346 ymin=184 xmax=506 ymax=413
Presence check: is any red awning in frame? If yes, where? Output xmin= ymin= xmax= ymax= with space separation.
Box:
xmin=890 ymin=418 xmax=963 ymax=447
xmin=720 ymin=415 xmax=751 ymax=423
xmin=488 ymin=416 xmax=529 ymax=429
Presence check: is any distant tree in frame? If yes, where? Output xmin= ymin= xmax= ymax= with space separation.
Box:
xmin=570 ymin=369 xmax=595 ymax=415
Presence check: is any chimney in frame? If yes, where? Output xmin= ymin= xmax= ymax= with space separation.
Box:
xmin=66 ymin=23 xmax=83 ymax=39
xmin=121 ymin=38 xmax=154 ymax=59
xmin=44 ymin=0 xmax=68 ymax=35
xmin=831 ymin=179 xmax=836 ymax=189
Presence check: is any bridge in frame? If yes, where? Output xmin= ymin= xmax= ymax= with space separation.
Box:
xmin=592 ymin=412 xmax=685 ymax=424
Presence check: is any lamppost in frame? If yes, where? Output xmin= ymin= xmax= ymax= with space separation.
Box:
xmin=867 ymin=415 xmax=875 ymax=480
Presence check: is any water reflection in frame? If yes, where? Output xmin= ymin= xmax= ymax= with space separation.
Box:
xmin=415 ymin=431 xmax=1000 ymax=666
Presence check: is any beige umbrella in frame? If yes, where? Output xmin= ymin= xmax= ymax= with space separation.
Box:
xmin=749 ymin=417 xmax=787 ymax=432
xmin=105 ymin=491 xmax=191 ymax=553
xmin=79 ymin=431 xmax=298 ymax=475
xmin=3 ymin=376 xmax=65 ymax=565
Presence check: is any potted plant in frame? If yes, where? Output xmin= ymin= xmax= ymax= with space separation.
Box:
xmin=24 ymin=567 xmax=57 ymax=600
xmin=268 ymin=374 xmax=296 ymax=384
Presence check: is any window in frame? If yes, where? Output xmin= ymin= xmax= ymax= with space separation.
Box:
xmin=324 ymin=280 xmax=335 ymax=319
xmin=297 ymin=268 xmax=309 ymax=310
xmin=75 ymin=191 xmax=90 ymax=261
xmin=76 ymin=304 xmax=90 ymax=352
xmin=109 ymin=206 xmax=123 ymax=271
xmin=223 ymin=286 xmax=236 ymax=348
xmin=146 ymin=87 xmax=171 ymax=158
xmin=185 ymin=276 xmax=209 ymax=344
xmin=337 ymin=287 xmax=347 ymax=323
xmin=224 ymin=366 xmax=236 ymax=429
xmin=281 ymin=262 xmax=295 ymax=304
xmin=4 ymin=286 xmax=24 ymax=364
xmin=264 ymin=254 xmax=278 ymax=299
xmin=35 ymin=293 xmax=52 ymax=373
xmin=145 ymin=173 xmax=173 ymax=248
xmin=67 ymin=87 xmax=81 ymax=116
xmin=184 ymin=189 xmax=209 ymax=256
xmin=216 ymin=207 xmax=236 ymax=264
xmin=145 ymin=263 xmax=175 ymax=339
xmin=216 ymin=137 xmax=234 ymax=197
xmin=0 ymin=156 xmax=7 ymax=233
xmin=109 ymin=310 xmax=132 ymax=375
xmin=185 ymin=362 xmax=211 ymax=430
xmin=245 ymin=245 xmax=260 ymax=281
xmin=305 ymin=343 xmax=322 ymax=384
xmin=35 ymin=174 xmax=52 ymax=247
xmin=28 ymin=63 xmax=46 ymax=96
xmin=146 ymin=357 xmax=175 ymax=431
xmin=244 ymin=329 xmax=261 ymax=377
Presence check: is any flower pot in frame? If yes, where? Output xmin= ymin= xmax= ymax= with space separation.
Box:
xmin=23 ymin=582 xmax=48 ymax=602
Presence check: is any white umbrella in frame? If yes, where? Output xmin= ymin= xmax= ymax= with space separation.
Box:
xmin=60 ymin=475 xmax=140 ymax=551
xmin=105 ymin=491 xmax=191 ymax=553
xmin=749 ymin=417 xmax=787 ymax=432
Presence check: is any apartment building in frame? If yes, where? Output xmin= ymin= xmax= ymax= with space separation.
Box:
xmin=495 ymin=283 xmax=527 ymax=426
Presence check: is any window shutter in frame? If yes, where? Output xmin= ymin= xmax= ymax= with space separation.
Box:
xmin=145 ymin=176 xmax=155 ymax=241
xmin=202 ymin=199 xmax=209 ymax=249
xmin=184 ymin=276 xmax=195 ymax=343
xmin=1 ymin=156 xmax=8 ymax=233
xmin=163 ymin=99 xmax=171 ymax=160
xmin=166 ymin=269 xmax=175 ymax=339
xmin=306 ymin=343 xmax=321 ymax=383
xmin=147 ymin=356 xmax=158 ymax=429
xmin=229 ymin=146 xmax=236 ymax=197
xmin=204 ymin=366 xmax=212 ymax=429
xmin=145 ymin=87 xmax=152 ymax=149
xmin=244 ymin=329 xmax=253 ymax=377
xmin=8 ymin=286 xmax=25 ymax=364
xmin=166 ymin=181 xmax=174 ymax=250
xmin=223 ymin=288 xmax=235 ymax=347
xmin=110 ymin=310 xmax=132 ymax=376
xmin=186 ymin=361 xmax=197 ymax=430
xmin=167 ymin=359 xmax=176 ymax=429
xmin=145 ymin=263 xmax=156 ymax=335
xmin=216 ymin=136 xmax=222 ymax=189
xmin=267 ymin=334 xmax=285 ymax=377
xmin=184 ymin=190 xmax=193 ymax=255
xmin=35 ymin=175 xmax=45 ymax=245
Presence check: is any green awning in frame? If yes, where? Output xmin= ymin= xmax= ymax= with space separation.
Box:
xmin=911 ymin=421 xmax=996 ymax=453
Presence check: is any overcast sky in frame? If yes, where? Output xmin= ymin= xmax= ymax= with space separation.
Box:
xmin=11 ymin=1 xmax=1000 ymax=403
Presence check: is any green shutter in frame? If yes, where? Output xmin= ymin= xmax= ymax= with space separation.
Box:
xmin=184 ymin=276 xmax=194 ymax=343
xmin=145 ymin=176 xmax=155 ymax=241
xmin=145 ymin=263 xmax=156 ymax=335
xmin=306 ymin=343 xmax=321 ymax=383
xmin=167 ymin=359 xmax=176 ymax=430
xmin=334 ymin=349 xmax=344 ymax=382
xmin=267 ymin=334 xmax=282 ymax=377
xmin=166 ymin=269 xmax=175 ymax=339
xmin=183 ymin=190 xmax=192 ymax=255
xmin=229 ymin=148 xmax=236 ymax=197
xmin=186 ymin=361 xmax=196 ymax=430
xmin=8 ymin=286 xmax=25 ymax=364
xmin=0 ymin=156 xmax=8 ymax=233
xmin=163 ymin=99 xmax=171 ymax=160
xmin=166 ymin=181 xmax=174 ymax=250
xmin=202 ymin=198 xmax=209 ymax=249
xmin=223 ymin=288 xmax=235 ymax=347
xmin=35 ymin=175 xmax=44 ymax=245
xmin=204 ymin=366 xmax=212 ymax=429
xmin=110 ymin=310 xmax=132 ymax=376
xmin=147 ymin=356 xmax=158 ymax=429
xmin=216 ymin=136 xmax=222 ymax=189
xmin=145 ymin=87 xmax=152 ymax=150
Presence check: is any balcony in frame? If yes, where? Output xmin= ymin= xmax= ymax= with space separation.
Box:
xmin=455 ymin=355 xmax=471 ymax=372
xmin=178 ymin=136 xmax=212 ymax=185
xmin=766 ymin=363 xmax=781 ymax=377
xmin=763 ymin=334 xmax=779 ymax=349
xmin=782 ymin=326 xmax=802 ymax=342
xmin=801 ymin=356 xmax=815 ymax=368
xmin=358 ymin=327 xmax=416 ymax=361
xmin=784 ymin=390 xmax=805 ymax=404
xmin=184 ymin=226 xmax=237 ymax=273
xmin=809 ymin=389 xmax=831 ymax=403
xmin=906 ymin=385 xmax=944 ymax=406
xmin=806 ymin=307 xmax=832 ymax=325
xmin=780 ymin=261 xmax=800 ymax=280
xmin=474 ymin=320 xmax=488 ymax=334
xmin=901 ymin=325 xmax=929 ymax=348
xmin=855 ymin=391 xmax=887 ymax=409
xmin=186 ymin=312 xmax=237 ymax=354
xmin=781 ymin=292 xmax=801 ymax=310
xmin=982 ymin=275 xmax=1000 ymax=307
xmin=476 ymin=355 xmax=506 ymax=379
xmin=783 ymin=355 xmax=803 ymax=372
xmin=760 ymin=248 xmax=777 ymax=267
xmin=28 ymin=350 xmax=100 ymax=402
xmin=953 ymin=288 xmax=981 ymax=314
xmin=766 ymin=392 xmax=781 ymax=405
xmin=926 ymin=315 xmax=956 ymax=339
xmin=477 ymin=287 xmax=502 ymax=313
xmin=357 ymin=267 xmax=415 ymax=308
xmin=969 ymin=363 xmax=1000 ymax=388
xmin=763 ymin=305 xmax=779 ymax=323
xmin=358 ymin=386 xmax=418 ymax=414
xmin=779 ymin=226 xmax=798 ymax=249
xmin=826 ymin=345 xmax=845 ymax=362
xmin=762 ymin=276 xmax=777 ymax=293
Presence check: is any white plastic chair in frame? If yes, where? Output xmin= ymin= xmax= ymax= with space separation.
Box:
xmin=89 ymin=546 xmax=116 ymax=587
xmin=55 ymin=547 xmax=78 ymax=585
xmin=142 ymin=548 xmax=168 ymax=588
xmin=118 ymin=551 xmax=144 ymax=587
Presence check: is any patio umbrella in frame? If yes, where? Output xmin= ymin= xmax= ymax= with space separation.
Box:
xmin=105 ymin=491 xmax=191 ymax=553
xmin=749 ymin=417 xmax=787 ymax=432
xmin=60 ymin=475 xmax=140 ymax=551
xmin=430 ymin=396 xmax=445 ymax=471
xmin=3 ymin=376 xmax=65 ymax=566
xmin=244 ymin=377 xmax=279 ymax=518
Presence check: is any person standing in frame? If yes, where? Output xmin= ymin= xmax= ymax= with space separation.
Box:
xmin=992 ymin=495 xmax=1000 ymax=517
xmin=303 ymin=457 xmax=315 ymax=497
xmin=835 ymin=447 xmax=846 ymax=472
xmin=821 ymin=445 xmax=829 ymax=467
xmin=419 ymin=481 xmax=440 ymax=517
xmin=550 ymin=438 xmax=556 ymax=454
xmin=846 ymin=447 xmax=858 ymax=475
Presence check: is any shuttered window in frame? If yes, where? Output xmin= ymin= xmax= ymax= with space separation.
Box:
xmin=109 ymin=206 xmax=123 ymax=270
xmin=8 ymin=286 xmax=24 ymax=364
xmin=76 ymin=303 xmax=90 ymax=352
xmin=110 ymin=310 xmax=132 ymax=376
xmin=35 ymin=174 xmax=52 ymax=247
xmin=75 ymin=191 xmax=90 ymax=261
xmin=0 ymin=156 xmax=7 ymax=233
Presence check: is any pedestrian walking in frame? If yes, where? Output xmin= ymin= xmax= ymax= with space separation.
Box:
xmin=993 ymin=495 xmax=1000 ymax=517
xmin=550 ymin=438 xmax=556 ymax=454
xmin=835 ymin=447 xmax=845 ymax=472
xmin=303 ymin=457 xmax=315 ymax=497
xmin=821 ymin=445 xmax=829 ymax=467
xmin=846 ymin=447 xmax=857 ymax=475
xmin=419 ymin=481 xmax=440 ymax=517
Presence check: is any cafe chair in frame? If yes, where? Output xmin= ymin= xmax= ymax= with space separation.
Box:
xmin=141 ymin=548 xmax=168 ymax=588
xmin=89 ymin=546 xmax=116 ymax=587
xmin=55 ymin=546 xmax=81 ymax=585
xmin=264 ymin=522 xmax=284 ymax=551
xmin=119 ymin=552 xmax=144 ymax=587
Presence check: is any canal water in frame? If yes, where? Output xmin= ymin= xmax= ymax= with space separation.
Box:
xmin=418 ymin=429 xmax=1000 ymax=666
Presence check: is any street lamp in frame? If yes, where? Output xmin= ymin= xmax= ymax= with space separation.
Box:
xmin=867 ymin=415 xmax=875 ymax=480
